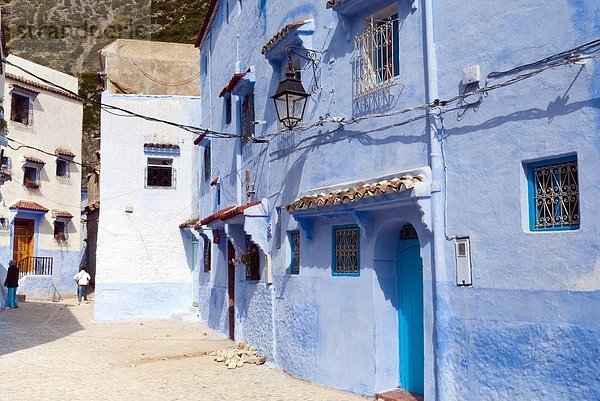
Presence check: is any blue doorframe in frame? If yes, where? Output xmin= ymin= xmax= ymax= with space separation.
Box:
xmin=397 ymin=233 xmax=424 ymax=395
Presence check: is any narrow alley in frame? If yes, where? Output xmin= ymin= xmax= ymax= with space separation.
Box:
xmin=0 ymin=300 xmax=368 ymax=401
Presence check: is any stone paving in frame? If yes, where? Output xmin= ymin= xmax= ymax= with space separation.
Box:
xmin=0 ymin=299 xmax=369 ymax=401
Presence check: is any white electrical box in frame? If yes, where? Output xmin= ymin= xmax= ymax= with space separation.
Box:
xmin=455 ymin=237 xmax=472 ymax=286
xmin=462 ymin=65 xmax=481 ymax=85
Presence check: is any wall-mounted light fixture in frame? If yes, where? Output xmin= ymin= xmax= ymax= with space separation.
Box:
xmin=271 ymin=65 xmax=310 ymax=130
xmin=271 ymin=46 xmax=323 ymax=130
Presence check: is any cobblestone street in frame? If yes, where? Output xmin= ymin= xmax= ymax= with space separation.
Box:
xmin=0 ymin=300 xmax=368 ymax=401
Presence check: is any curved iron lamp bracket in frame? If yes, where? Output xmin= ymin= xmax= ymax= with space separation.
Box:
xmin=285 ymin=46 xmax=323 ymax=93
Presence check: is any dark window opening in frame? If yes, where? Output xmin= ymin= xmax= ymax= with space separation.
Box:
xmin=203 ymin=237 xmax=211 ymax=272
xmin=11 ymin=93 xmax=31 ymax=125
xmin=146 ymin=158 xmax=174 ymax=188
xmin=225 ymin=95 xmax=232 ymax=125
xmin=23 ymin=166 xmax=39 ymax=188
xmin=244 ymin=235 xmax=260 ymax=281
xmin=56 ymin=160 xmax=69 ymax=177
xmin=241 ymin=93 xmax=255 ymax=145
xmin=54 ymin=221 xmax=66 ymax=241
xmin=204 ymin=144 xmax=211 ymax=181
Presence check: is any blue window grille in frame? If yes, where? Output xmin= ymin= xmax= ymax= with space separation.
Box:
xmin=332 ymin=225 xmax=360 ymax=276
xmin=527 ymin=156 xmax=580 ymax=231
xmin=289 ymin=230 xmax=300 ymax=275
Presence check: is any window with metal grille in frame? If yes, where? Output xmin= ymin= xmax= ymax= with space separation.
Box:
xmin=353 ymin=7 xmax=400 ymax=99
xmin=241 ymin=93 xmax=255 ymax=145
xmin=332 ymin=226 xmax=360 ymax=275
xmin=146 ymin=158 xmax=174 ymax=188
xmin=290 ymin=230 xmax=300 ymax=275
xmin=528 ymin=156 xmax=580 ymax=231
xmin=203 ymin=237 xmax=211 ymax=272
xmin=244 ymin=235 xmax=260 ymax=281
xmin=11 ymin=93 xmax=31 ymax=125
xmin=204 ymin=144 xmax=211 ymax=181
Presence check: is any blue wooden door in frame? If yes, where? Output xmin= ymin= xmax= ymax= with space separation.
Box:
xmin=397 ymin=238 xmax=424 ymax=395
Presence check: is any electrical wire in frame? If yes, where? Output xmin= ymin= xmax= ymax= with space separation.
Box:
xmin=3 ymin=57 xmax=240 ymax=141
xmin=7 ymin=138 xmax=98 ymax=172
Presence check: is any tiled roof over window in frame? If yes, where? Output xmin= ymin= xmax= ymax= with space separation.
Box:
xmin=286 ymin=175 xmax=423 ymax=212
xmin=53 ymin=210 xmax=73 ymax=219
xmin=196 ymin=205 xmax=237 ymax=228
xmin=55 ymin=148 xmax=76 ymax=158
xmin=143 ymin=143 xmax=180 ymax=149
xmin=219 ymin=201 xmax=262 ymax=221
xmin=24 ymin=156 xmax=45 ymax=165
xmin=195 ymin=201 xmax=262 ymax=229
xmin=10 ymin=200 xmax=49 ymax=212
xmin=219 ymin=69 xmax=251 ymax=97
xmin=7 ymin=73 xmax=81 ymax=101
xmin=179 ymin=218 xmax=199 ymax=229
xmin=261 ymin=20 xmax=311 ymax=55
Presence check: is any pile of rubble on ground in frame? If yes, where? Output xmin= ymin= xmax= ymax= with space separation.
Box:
xmin=210 ymin=342 xmax=267 ymax=369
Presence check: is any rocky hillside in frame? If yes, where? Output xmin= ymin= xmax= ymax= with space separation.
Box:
xmin=1 ymin=0 xmax=209 ymax=177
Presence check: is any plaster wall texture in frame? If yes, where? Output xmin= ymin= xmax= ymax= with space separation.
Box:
xmin=100 ymin=39 xmax=201 ymax=96
xmin=198 ymin=0 xmax=432 ymax=396
xmin=430 ymin=1 xmax=600 ymax=399
xmin=95 ymin=94 xmax=201 ymax=321
xmin=0 ymin=56 xmax=83 ymax=300
xmin=196 ymin=0 xmax=600 ymax=399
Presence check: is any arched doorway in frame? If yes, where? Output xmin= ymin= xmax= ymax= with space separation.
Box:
xmin=397 ymin=224 xmax=424 ymax=395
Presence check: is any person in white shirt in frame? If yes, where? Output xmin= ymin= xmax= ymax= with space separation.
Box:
xmin=74 ymin=268 xmax=91 ymax=305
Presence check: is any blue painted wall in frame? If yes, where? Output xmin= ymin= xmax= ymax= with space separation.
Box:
xmin=196 ymin=0 xmax=600 ymax=399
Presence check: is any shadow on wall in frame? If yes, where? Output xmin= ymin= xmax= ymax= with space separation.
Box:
xmin=0 ymin=301 xmax=84 ymax=357
xmin=444 ymin=96 xmax=600 ymax=137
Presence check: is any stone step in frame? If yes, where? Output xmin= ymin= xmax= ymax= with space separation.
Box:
xmin=375 ymin=389 xmax=424 ymax=401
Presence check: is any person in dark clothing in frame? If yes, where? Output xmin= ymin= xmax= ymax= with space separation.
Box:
xmin=3 ymin=260 xmax=19 ymax=309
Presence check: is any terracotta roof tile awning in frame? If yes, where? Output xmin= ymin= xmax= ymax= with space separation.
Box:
xmin=53 ymin=210 xmax=74 ymax=219
xmin=144 ymin=143 xmax=180 ymax=149
xmin=7 ymin=72 xmax=82 ymax=101
xmin=10 ymin=201 xmax=49 ymax=212
xmin=55 ymin=148 xmax=76 ymax=158
xmin=195 ymin=201 xmax=263 ymax=229
xmin=219 ymin=201 xmax=262 ymax=222
xmin=24 ymin=156 xmax=45 ymax=165
xmin=179 ymin=218 xmax=199 ymax=229
xmin=261 ymin=20 xmax=311 ymax=55
xmin=286 ymin=175 xmax=424 ymax=212
xmin=197 ymin=205 xmax=237 ymax=228
xmin=219 ymin=69 xmax=251 ymax=97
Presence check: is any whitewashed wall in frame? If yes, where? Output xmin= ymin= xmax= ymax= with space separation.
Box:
xmin=95 ymin=94 xmax=201 ymax=321
xmin=1 ymin=55 xmax=83 ymax=298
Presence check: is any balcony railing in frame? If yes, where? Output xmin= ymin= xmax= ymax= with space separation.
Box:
xmin=18 ymin=257 xmax=53 ymax=279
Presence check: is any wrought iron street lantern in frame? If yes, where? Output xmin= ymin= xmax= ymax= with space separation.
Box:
xmin=271 ymin=64 xmax=310 ymax=130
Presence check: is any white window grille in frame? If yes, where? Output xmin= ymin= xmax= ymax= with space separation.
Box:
xmin=353 ymin=13 xmax=401 ymax=99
